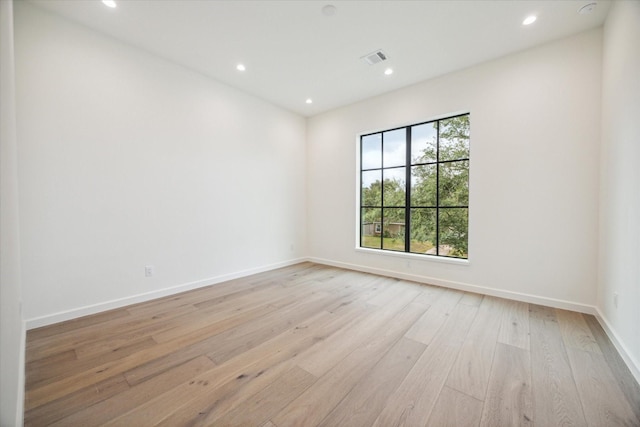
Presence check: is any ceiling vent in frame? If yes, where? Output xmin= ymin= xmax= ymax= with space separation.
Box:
xmin=361 ymin=50 xmax=387 ymax=65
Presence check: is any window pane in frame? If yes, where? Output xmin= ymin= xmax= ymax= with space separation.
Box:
xmin=361 ymin=208 xmax=381 ymax=249
xmin=361 ymin=170 xmax=381 ymax=206
xmin=383 ymin=167 xmax=405 ymax=207
xmin=410 ymin=208 xmax=436 ymax=254
xmin=411 ymin=165 xmax=436 ymax=207
xmin=438 ymin=208 xmax=468 ymax=258
xmin=361 ymin=133 xmax=382 ymax=169
xmin=439 ymin=115 xmax=470 ymax=162
xmin=411 ymin=123 xmax=437 ymax=164
xmin=439 ymin=160 xmax=469 ymax=206
xmin=382 ymin=208 xmax=405 ymax=251
xmin=359 ymin=115 xmax=470 ymax=258
xmin=383 ymin=129 xmax=406 ymax=167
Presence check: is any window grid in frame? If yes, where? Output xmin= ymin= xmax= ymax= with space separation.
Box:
xmin=360 ymin=114 xmax=469 ymax=259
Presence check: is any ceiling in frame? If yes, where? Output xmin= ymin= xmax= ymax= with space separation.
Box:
xmin=27 ymin=0 xmax=610 ymax=117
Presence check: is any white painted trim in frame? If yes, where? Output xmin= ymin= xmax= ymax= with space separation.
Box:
xmin=594 ymin=308 xmax=640 ymax=386
xmin=356 ymin=110 xmax=471 ymax=138
xmin=25 ymin=258 xmax=307 ymax=330
xmin=308 ymin=256 xmax=597 ymax=315
xmin=355 ymin=247 xmax=470 ymax=266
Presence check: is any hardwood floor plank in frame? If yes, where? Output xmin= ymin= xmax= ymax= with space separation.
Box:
xmin=427 ymin=386 xmax=483 ymax=427
xmin=121 ymin=303 xmax=281 ymax=386
xmin=127 ymin=263 xmax=319 ymax=317
xmin=371 ymin=303 xmax=478 ymax=427
xmin=25 ymin=350 xmax=77 ymax=389
xmin=459 ymin=291 xmax=485 ymax=307
xmin=497 ymin=300 xmax=530 ymax=350
xmin=213 ymin=366 xmax=316 ymax=427
xmin=191 ymin=283 xmax=274 ymax=311
xmin=322 ymin=275 xmax=383 ymax=314
xmin=556 ymin=309 xmax=602 ymax=353
xmin=73 ymin=305 xmax=198 ymax=360
xmin=404 ymin=288 xmax=464 ymax=345
xmin=272 ymin=303 xmax=427 ymax=427
xmin=410 ymin=282 xmax=446 ymax=308
xmin=566 ymin=347 xmax=640 ymax=426
xmin=26 ymin=302 xmax=195 ymax=364
xmin=25 ymin=374 xmax=129 ymax=426
xmin=125 ymin=281 xmax=256 ymax=316
xmin=584 ymin=314 xmax=640 ymax=423
xmin=297 ymin=283 xmax=422 ymax=377
xmin=49 ymin=355 xmax=215 ymax=427
xmin=479 ymin=343 xmax=533 ymax=427
xmin=150 ymin=283 xmax=320 ymax=344
xmin=26 ymin=308 xmax=130 ymax=343
xmin=317 ymin=337 xmax=426 ymax=427
xmin=27 ymin=322 xmax=228 ymax=409
xmin=365 ymin=278 xmax=416 ymax=306
xmin=163 ymin=302 xmax=370 ymax=426
xmin=529 ymin=308 xmax=587 ymax=426
xmin=204 ymin=290 xmax=336 ymax=364
xmin=446 ymin=296 xmax=505 ymax=400
xmin=528 ymin=303 xmax=557 ymax=322
xmin=112 ymin=302 xmax=368 ymax=426
xmin=123 ymin=284 xmax=357 ymax=389
xmin=28 ymin=336 xmax=157 ymax=390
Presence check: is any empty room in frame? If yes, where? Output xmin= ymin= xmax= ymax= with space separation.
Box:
xmin=1 ymin=0 xmax=639 ymax=425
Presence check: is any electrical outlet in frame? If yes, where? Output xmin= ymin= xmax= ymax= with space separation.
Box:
xmin=613 ymin=292 xmax=618 ymax=308
xmin=145 ymin=265 xmax=154 ymax=277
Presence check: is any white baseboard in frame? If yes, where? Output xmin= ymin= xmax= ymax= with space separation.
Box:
xmin=308 ymin=256 xmax=598 ymax=315
xmin=25 ymin=258 xmax=307 ymax=330
xmin=594 ymin=308 xmax=640 ymax=386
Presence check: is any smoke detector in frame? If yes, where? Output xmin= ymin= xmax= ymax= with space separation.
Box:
xmin=361 ymin=50 xmax=388 ymax=65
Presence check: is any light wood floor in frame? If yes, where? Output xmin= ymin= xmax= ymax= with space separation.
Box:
xmin=25 ymin=262 xmax=640 ymax=426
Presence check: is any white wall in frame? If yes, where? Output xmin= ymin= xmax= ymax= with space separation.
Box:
xmin=8 ymin=0 xmax=640 ymax=412
xmin=0 ymin=0 xmax=25 ymax=425
xmin=14 ymin=3 xmax=307 ymax=326
xmin=307 ymin=29 xmax=602 ymax=311
xmin=598 ymin=0 xmax=640 ymax=379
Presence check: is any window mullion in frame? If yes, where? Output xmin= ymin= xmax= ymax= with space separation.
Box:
xmin=380 ymin=133 xmax=385 ymax=250
xmin=435 ymin=121 xmax=440 ymax=256
xmin=405 ymin=127 xmax=411 ymax=253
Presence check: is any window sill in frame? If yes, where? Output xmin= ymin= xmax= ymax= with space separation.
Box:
xmin=355 ymin=247 xmax=470 ymax=266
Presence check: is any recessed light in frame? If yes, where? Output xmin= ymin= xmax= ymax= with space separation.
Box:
xmin=384 ymin=68 xmax=393 ymax=76
xmin=305 ymin=98 xmax=313 ymax=104
xmin=522 ymin=15 xmax=537 ymax=25
xmin=102 ymin=0 xmax=117 ymax=8
xmin=236 ymin=64 xmax=246 ymax=72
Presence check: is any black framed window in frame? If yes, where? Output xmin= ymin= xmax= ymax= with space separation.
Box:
xmin=360 ymin=114 xmax=470 ymax=259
